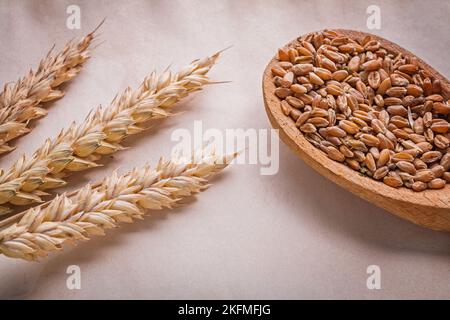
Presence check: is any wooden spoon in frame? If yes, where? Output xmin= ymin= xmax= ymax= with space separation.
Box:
xmin=263 ymin=29 xmax=450 ymax=232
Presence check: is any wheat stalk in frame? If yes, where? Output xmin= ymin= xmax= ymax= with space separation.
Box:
xmin=0 ymin=149 xmax=235 ymax=261
xmin=0 ymin=22 xmax=102 ymax=155
xmin=0 ymin=50 xmax=222 ymax=212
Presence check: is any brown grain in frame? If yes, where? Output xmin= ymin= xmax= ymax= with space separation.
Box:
xmin=271 ymin=30 xmax=450 ymax=191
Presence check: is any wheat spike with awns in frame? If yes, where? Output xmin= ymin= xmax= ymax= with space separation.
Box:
xmin=0 ymin=50 xmax=222 ymax=212
xmin=0 ymin=22 xmax=101 ymax=155
xmin=0 ymin=149 xmax=236 ymax=261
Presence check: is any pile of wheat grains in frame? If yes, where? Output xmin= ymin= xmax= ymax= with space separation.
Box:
xmin=271 ymin=30 xmax=450 ymax=191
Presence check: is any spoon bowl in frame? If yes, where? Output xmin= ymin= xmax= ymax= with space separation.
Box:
xmin=263 ymin=29 xmax=450 ymax=232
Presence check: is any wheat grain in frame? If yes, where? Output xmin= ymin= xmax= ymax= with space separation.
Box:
xmin=0 ymin=149 xmax=236 ymax=261
xmin=0 ymin=50 xmax=222 ymax=212
xmin=272 ymin=30 xmax=450 ymax=191
xmin=0 ymin=22 xmax=102 ymax=155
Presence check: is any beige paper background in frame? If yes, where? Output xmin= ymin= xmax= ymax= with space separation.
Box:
xmin=0 ymin=0 xmax=449 ymax=299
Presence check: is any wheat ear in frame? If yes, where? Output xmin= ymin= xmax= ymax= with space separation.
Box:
xmin=0 ymin=51 xmax=222 ymax=211
xmin=0 ymin=22 xmax=102 ymax=155
xmin=0 ymin=149 xmax=236 ymax=261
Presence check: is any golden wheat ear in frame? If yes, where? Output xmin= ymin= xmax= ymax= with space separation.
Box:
xmin=0 ymin=148 xmax=236 ymax=261
xmin=0 ymin=20 xmax=104 ymax=156
xmin=0 ymin=50 xmax=223 ymax=211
